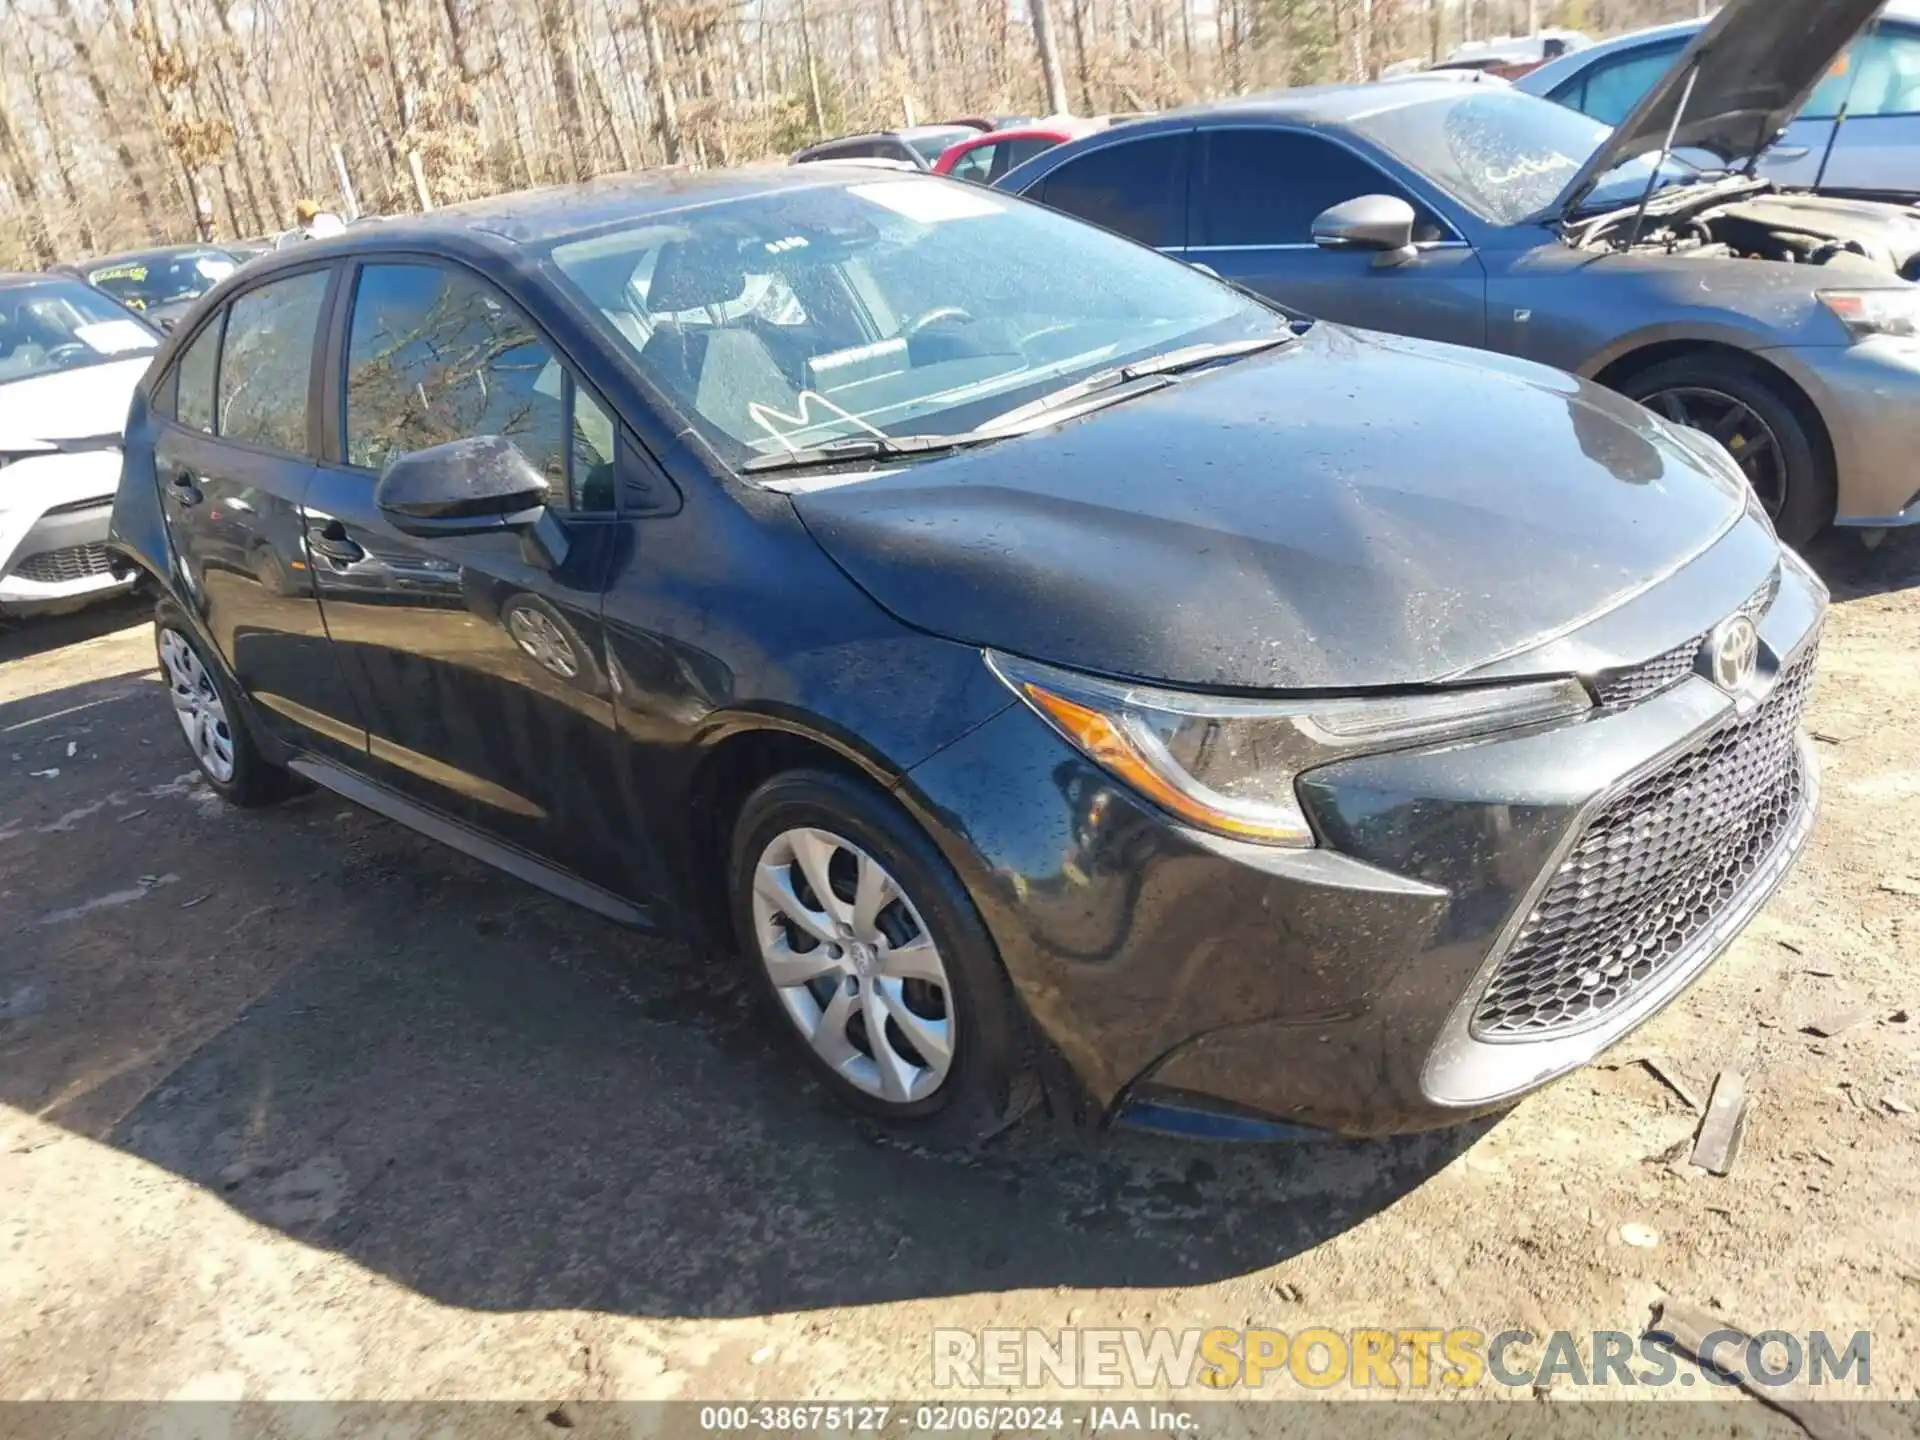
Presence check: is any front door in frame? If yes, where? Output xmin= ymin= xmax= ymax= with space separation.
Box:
xmin=303 ymin=258 xmax=634 ymax=894
xmin=1183 ymin=128 xmax=1489 ymax=347
xmin=154 ymin=267 xmax=367 ymax=759
xmin=1763 ymin=24 xmax=1920 ymax=202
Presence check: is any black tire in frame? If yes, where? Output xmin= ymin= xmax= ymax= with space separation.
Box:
xmin=152 ymin=599 xmax=304 ymax=808
xmin=1618 ymin=353 xmax=1835 ymax=546
xmin=729 ymin=767 xmax=1026 ymax=1144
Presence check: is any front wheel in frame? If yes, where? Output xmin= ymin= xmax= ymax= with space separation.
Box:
xmin=1620 ymin=355 xmax=1834 ymax=546
xmin=729 ymin=768 xmax=1024 ymax=1141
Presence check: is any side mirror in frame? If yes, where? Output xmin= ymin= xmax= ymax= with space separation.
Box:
xmin=1312 ymin=195 xmax=1419 ymax=267
xmin=375 ymin=435 xmax=570 ymax=570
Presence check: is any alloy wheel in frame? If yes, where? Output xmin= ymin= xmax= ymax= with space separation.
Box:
xmin=1642 ymin=385 xmax=1789 ymax=519
xmin=749 ymin=825 xmax=955 ymax=1104
xmin=505 ymin=604 xmax=581 ymax=679
xmin=158 ymin=627 xmax=236 ymax=783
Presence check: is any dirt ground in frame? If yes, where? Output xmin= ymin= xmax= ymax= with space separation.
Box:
xmin=1 ymin=528 xmax=1917 ymax=1418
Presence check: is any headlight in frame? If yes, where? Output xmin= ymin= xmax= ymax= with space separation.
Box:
xmin=986 ymin=651 xmax=1592 ymax=847
xmin=1817 ymin=288 xmax=1920 ymax=342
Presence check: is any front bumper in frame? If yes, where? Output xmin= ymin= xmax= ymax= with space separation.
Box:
xmin=901 ymin=547 xmax=1825 ymax=1137
xmin=0 ymin=452 xmax=135 ymax=613
xmin=1762 ymin=338 xmax=1920 ymax=527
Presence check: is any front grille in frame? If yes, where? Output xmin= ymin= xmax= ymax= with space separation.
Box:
xmin=12 ymin=542 xmax=115 ymax=584
xmin=1592 ymin=573 xmax=1780 ymax=711
xmin=1472 ymin=636 xmax=1818 ymax=1041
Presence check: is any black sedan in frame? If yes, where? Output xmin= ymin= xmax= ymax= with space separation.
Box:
xmin=109 ymin=165 xmax=1823 ymax=1142
xmin=56 ymin=245 xmax=243 ymax=331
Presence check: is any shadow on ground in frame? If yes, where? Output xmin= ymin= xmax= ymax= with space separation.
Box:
xmin=1804 ymin=524 xmax=1920 ymax=602
xmin=0 ymin=667 xmax=1484 ymax=1322
xmin=0 ymin=595 xmax=148 ymax=666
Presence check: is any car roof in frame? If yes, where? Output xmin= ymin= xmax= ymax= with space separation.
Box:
xmin=72 ymin=244 xmax=235 ymax=269
xmin=1522 ymin=0 xmax=1920 ymax=79
xmin=1 ymin=272 xmax=84 ymax=291
xmin=228 ymin=165 xmax=937 ymax=252
xmin=1138 ymin=79 xmax=1500 ymax=129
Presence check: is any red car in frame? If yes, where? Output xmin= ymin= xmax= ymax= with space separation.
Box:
xmin=932 ymin=119 xmax=1105 ymax=184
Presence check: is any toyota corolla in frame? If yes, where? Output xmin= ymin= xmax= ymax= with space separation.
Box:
xmin=109 ymin=168 xmax=1823 ymax=1142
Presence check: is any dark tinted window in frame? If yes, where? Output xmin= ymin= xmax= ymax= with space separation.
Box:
xmin=999 ymin=137 xmax=1060 ymax=173
xmin=174 ymin=315 xmax=222 ymax=433
xmin=217 ymin=270 xmax=327 ymax=452
xmin=1196 ymin=129 xmax=1448 ymax=246
xmin=1034 ymin=134 xmax=1189 ymax=248
xmin=344 ymin=262 xmax=573 ymax=502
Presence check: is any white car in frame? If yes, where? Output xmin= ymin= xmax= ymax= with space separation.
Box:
xmin=0 ymin=274 xmax=158 ymax=617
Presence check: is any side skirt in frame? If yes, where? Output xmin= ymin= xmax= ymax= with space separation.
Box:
xmin=287 ymin=755 xmax=654 ymax=930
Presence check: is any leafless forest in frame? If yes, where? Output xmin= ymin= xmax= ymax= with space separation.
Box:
xmin=2 ymin=0 xmax=1711 ymax=269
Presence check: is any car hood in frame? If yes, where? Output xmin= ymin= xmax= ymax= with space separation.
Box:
xmin=0 ymin=358 xmax=150 ymax=446
xmin=790 ymin=326 xmax=1751 ymax=693
xmin=1550 ymin=0 xmax=1886 ymax=220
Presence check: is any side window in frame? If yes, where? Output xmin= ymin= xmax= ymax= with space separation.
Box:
xmin=947 ymin=142 xmax=998 ymax=182
xmin=217 ymin=270 xmax=328 ymax=453
xmin=1572 ymin=42 xmax=1688 ymax=127
xmin=1805 ymin=29 xmax=1920 ymax=119
xmin=174 ymin=315 xmax=222 ymax=434
xmin=570 ymin=387 xmax=617 ymax=512
xmin=344 ymin=262 xmax=598 ymax=508
xmin=997 ymin=137 xmax=1058 ymax=176
xmin=1034 ymin=134 xmax=1190 ymax=248
xmin=1196 ymin=129 xmax=1449 ymax=247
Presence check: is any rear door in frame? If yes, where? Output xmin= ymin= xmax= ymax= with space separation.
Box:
xmin=1024 ymin=131 xmax=1193 ymax=251
xmin=1184 ymin=127 xmax=1487 ymax=346
xmin=153 ymin=266 xmax=367 ymax=759
xmin=301 ymin=257 xmax=631 ymax=892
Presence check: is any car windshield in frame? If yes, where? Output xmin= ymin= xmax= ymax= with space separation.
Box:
xmin=84 ymin=249 xmax=238 ymax=313
xmin=546 ymin=178 xmax=1285 ymax=467
xmin=0 ymin=279 xmax=157 ymax=385
xmin=1352 ymin=89 xmax=1707 ymax=224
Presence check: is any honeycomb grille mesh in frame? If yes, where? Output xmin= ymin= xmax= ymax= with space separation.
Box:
xmin=13 ymin=542 xmax=114 ymax=584
xmin=1591 ymin=573 xmax=1780 ymax=712
xmin=1471 ymin=637 xmax=1817 ymax=1041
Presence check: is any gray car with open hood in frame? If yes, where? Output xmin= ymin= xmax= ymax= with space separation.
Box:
xmin=1002 ymin=0 xmax=1920 ymax=544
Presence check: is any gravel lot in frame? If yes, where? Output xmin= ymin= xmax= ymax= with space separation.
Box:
xmin=1 ymin=529 xmax=1917 ymax=1414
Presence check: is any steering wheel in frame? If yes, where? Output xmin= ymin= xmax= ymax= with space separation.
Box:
xmin=45 ymin=342 xmax=93 ymax=365
xmin=900 ymin=306 xmax=974 ymax=338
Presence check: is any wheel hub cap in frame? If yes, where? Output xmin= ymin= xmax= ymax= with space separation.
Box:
xmin=748 ymin=826 xmax=955 ymax=1105
xmin=157 ymin=628 xmax=236 ymax=784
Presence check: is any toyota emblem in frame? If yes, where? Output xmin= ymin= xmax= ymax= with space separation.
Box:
xmin=1705 ymin=615 xmax=1760 ymax=695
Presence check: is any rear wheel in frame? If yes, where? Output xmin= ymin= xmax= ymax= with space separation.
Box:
xmin=1620 ymin=354 xmax=1834 ymax=545
xmin=729 ymin=768 xmax=1025 ymax=1142
xmin=153 ymin=600 xmax=302 ymax=807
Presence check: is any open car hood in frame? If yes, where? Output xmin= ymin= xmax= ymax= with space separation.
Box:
xmin=1548 ymin=0 xmax=1887 ymax=220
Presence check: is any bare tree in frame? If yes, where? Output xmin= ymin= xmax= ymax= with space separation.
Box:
xmin=1031 ymin=0 xmax=1071 ymax=114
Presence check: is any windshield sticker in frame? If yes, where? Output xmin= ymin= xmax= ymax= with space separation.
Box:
xmin=748 ymin=389 xmax=888 ymax=451
xmin=74 ymin=319 xmax=157 ymax=354
xmin=88 ymin=263 xmax=148 ymax=284
xmin=847 ymin=181 xmax=1004 ymax=224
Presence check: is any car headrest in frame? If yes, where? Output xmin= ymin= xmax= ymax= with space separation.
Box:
xmin=647 ymin=240 xmax=750 ymax=314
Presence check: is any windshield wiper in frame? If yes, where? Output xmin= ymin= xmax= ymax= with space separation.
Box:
xmin=740 ymin=431 xmax=1004 ymax=474
xmin=741 ymin=335 xmax=1294 ymax=475
xmin=977 ymin=335 xmax=1293 ymax=436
